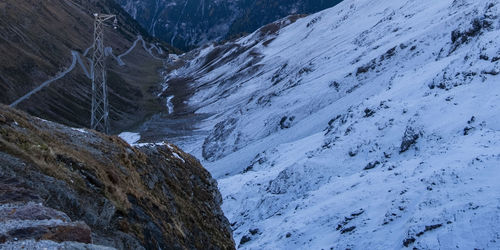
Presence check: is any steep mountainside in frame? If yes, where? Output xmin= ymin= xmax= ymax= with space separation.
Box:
xmin=0 ymin=105 xmax=235 ymax=249
xmin=0 ymin=0 xmax=177 ymax=134
xmin=115 ymin=0 xmax=342 ymax=50
xmin=135 ymin=0 xmax=500 ymax=248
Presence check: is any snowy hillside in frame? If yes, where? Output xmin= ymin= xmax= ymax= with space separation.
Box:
xmin=156 ymin=0 xmax=500 ymax=248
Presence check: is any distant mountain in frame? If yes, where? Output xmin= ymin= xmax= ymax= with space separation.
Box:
xmin=0 ymin=0 xmax=176 ymax=133
xmin=115 ymin=0 xmax=342 ymax=50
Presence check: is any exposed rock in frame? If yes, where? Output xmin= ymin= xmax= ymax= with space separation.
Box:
xmin=402 ymin=237 xmax=416 ymax=247
xmin=239 ymin=235 xmax=252 ymax=246
xmin=249 ymin=228 xmax=260 ymax=235
xmin=400 ymin=126 xmax=421 ymax=153
xmin=450 ymin=17 xmax=493 ymax=52
xmin=280 ymin=116 xmax=295 ymax=129
xmin=363 ymin=108 xmax=375 ymax=117
xmin=340 ymin=226 xmax=356 ymax=234
xmin=0 ymin=105 xmax=235 ymax=249
xmin=364 ymin=161 xmax=380 ymax=170
xmin=415 ymin=224 xmax=443 ymax=237
xmin=0 ymin=239 xmax=115 ymax=250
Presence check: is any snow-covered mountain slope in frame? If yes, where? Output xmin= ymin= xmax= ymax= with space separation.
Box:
xmin=158 ymin=0 xmax=500 ymax=248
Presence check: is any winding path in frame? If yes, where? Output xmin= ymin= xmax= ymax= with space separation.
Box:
xmin=10 ymin=51 xmax=79 ymax=107
xmin=10 ymin=36 xmax=164 ymax=107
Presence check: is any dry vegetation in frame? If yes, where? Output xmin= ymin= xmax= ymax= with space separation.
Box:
xmin=0 ymin=105 xmax=234 ymax=249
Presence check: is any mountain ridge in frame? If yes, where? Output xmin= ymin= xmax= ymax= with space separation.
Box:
xmin=115 ymin=0 xmax=342 ymax=50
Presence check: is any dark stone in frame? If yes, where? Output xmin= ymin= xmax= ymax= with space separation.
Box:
xmin=348 ymin=150 xmax=358 ymax=157
xmin=424 ymin=224 xmax=442 ymax=232
xmin=479 ymin=54 xmax=489 ymax=61
xmin=364 ymin=161 xmax=380 ymax=170
xmin=468 ymin=116 xmax=476 ymax=124
xmin=403 ymin=237 xmax=416 ymax=247
xmin=286 ymin=232 xmax=292 ymax=238
xmin=7 ymin=226 xmax=49 ymax=240
xmin=3 ymin=222 xmax=91 ymax=244
xmin=242 ymin=165 xmax=253 ymax=173
xmin=0 ymin=203 xmax=69 ymax=222
xmin=340 ymin=226 xmax=356 ymax=234
xmin=356 ymin=65 xmax=370 ymax=75
xmin=481 ymin=70 xmax=499 ymax=75
xmin=351 ymin=209 xmax=364 ymax=217
xmin=364 ymin=108 xmax=375 ymax=117
xmin=240 ymin=235 xmax=251 ymax=245
xmin=0 ymin=178 xmax=41 ymax=204
xmin=249 ymin=228 xmax=259 ymax=235
xmin=384 ymin=47 xmax=396 ymax=59
xmin=43 ymin=223 xmax=92 ymax=244
xmin=416 ymin=224 xmax=443 ymax=237
xmin=464 ymin=126 xmax=473 ymax=135
xmin=280 ymin=116 xmax=295 ymax=129
xmin=400 ymin=127 xmax=420 ymax=153
xmin=329 ymin=81 xmax=340 ymax=91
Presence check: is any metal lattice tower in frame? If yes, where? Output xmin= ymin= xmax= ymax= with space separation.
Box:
xmin=91 ymin=13 xmax=117 ymax=134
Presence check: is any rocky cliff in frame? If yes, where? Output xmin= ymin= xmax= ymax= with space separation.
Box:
xmin=0 ymin=105 xmax=235 ymax=249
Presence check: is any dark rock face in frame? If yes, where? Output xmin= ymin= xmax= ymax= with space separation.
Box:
xmin=115 ymin=0 xmax=343 ymax=50
xmin=400 ymin=126 xmax=420 ymax=153
xmin=0 ymin=105 xmax=235 ymax=249
xmin=280 ymin=116 xmax=295 ymax=129
xmin=363 ymin=161 xmax=380 ymax=170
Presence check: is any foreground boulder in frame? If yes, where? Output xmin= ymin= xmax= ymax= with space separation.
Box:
xmin=0 ymin=105 xmax=235 ymax=249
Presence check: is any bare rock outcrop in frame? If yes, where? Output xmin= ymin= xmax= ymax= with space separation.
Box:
xmin=0 ymin=105 xmax=235 ymax=249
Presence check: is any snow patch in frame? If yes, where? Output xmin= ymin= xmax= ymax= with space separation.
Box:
xmin=166 ymin=95 xmax=175 ymax=114
xmin=118 ymin=132 xmax=141 ymax=145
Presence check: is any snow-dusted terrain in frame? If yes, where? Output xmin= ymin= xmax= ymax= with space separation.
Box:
xmin=156 ymin=0 xmax=500 ymax=248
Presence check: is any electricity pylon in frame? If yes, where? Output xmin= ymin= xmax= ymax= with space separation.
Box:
xmin=91 ymin=13 xmax=117 ymax=134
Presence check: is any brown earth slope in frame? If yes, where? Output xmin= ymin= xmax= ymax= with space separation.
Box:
xmin=0 ymin=105 xmax=235 ymax=249
xmin=0 ymin=0 xmax=178 ymax=134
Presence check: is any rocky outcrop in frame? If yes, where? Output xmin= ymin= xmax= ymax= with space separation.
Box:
xmin=0 ymin=105 xmax=235 ymax=249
